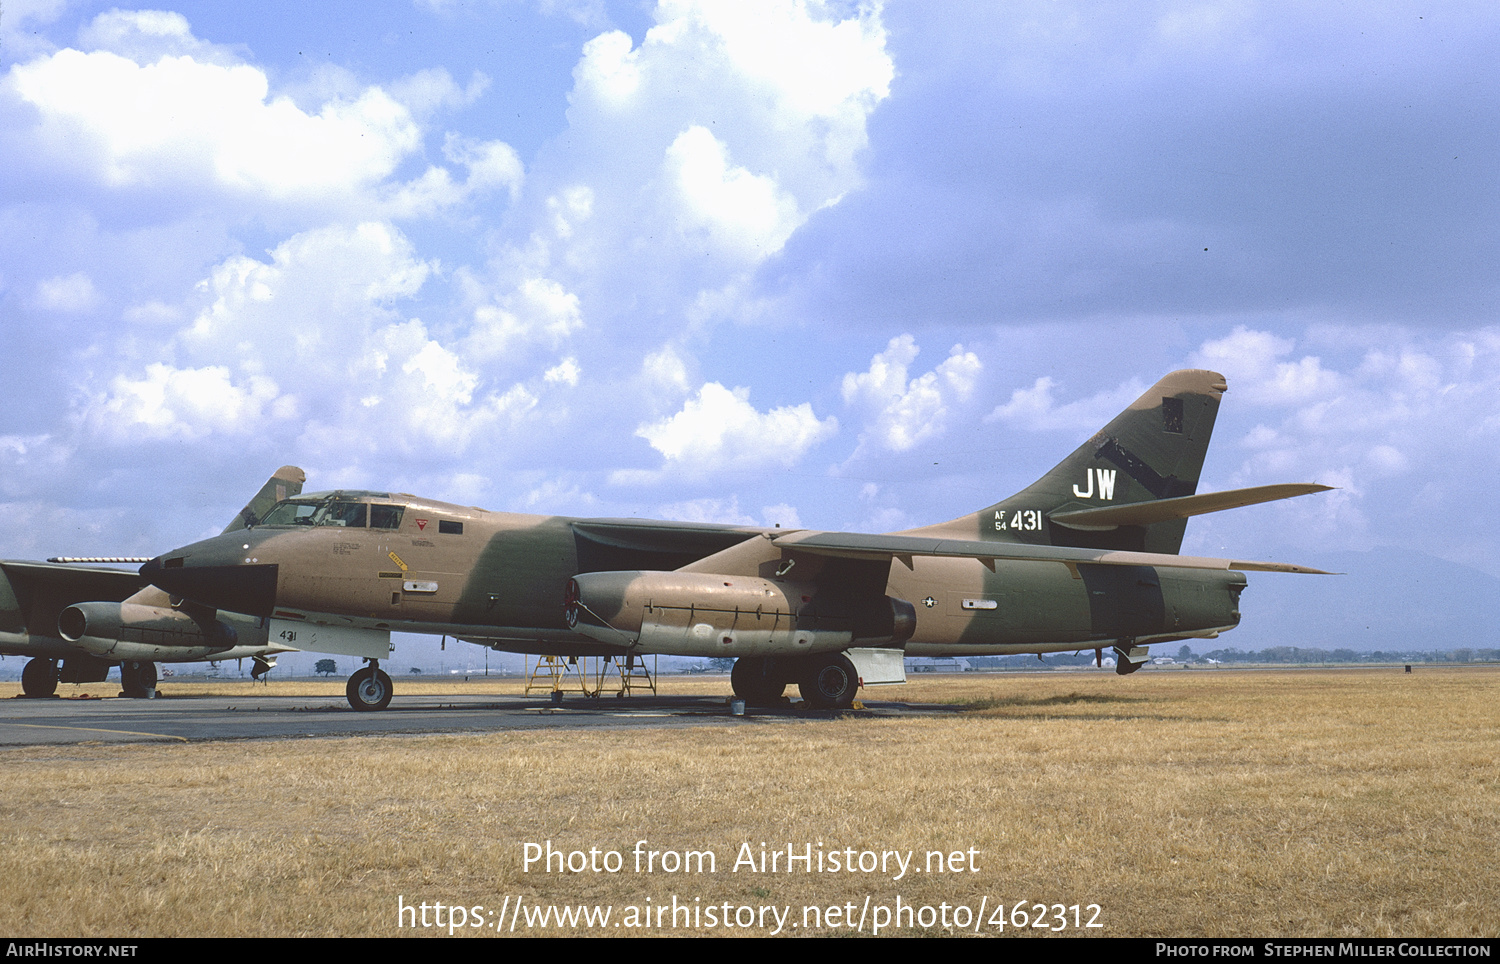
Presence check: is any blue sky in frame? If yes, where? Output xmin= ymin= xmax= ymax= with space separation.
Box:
xmin=2 ymin=0 xmax=1498 ymax=636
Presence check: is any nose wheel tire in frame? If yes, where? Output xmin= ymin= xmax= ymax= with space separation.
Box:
xmin=346 ymin=667 xmax=393 ymax=711
xmin=798 ymin=654 xmax=859 ymax=709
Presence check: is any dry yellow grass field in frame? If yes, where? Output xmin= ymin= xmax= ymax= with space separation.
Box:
xmin=2 ymin=667 xmax=1496 ymax=938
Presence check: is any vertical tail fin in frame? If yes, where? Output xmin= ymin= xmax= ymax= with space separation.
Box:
xmin=904 ymin=370 xmax=1226 ymax=554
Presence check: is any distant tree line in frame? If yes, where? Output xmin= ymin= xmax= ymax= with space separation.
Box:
xmin=945 ymin=646 xmax=1500 ymax=669
xmin=1194 ymin=646 xmax=1500 ymax=664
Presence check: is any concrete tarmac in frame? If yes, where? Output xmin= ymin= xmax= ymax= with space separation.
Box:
xmin=0 ymin=690 xmax=956 ymax=747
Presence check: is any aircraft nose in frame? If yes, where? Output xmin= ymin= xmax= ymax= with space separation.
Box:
xmin=140 ymin=536 xmax=279 ymax=616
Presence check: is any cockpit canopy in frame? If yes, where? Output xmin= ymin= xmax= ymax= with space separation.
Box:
xmin=258 ymin=493 xmax=405 ymax=529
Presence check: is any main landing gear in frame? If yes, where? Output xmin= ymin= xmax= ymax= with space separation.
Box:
xmin=799 ymin=654 xmax=859 ymax=709
xmin=346 ymin=659 xmax=393 ymax=711
xmin=730 ymin=656 xmax=787 ymax=706
xmin=21 ymin=658 xmax=58 ymax=698
xmin=119 ymin=660 xmax=158 ymax=699
xmin=20 ymin=657 xmax=160 ymax=699
xmin=730 ymin=654 xmax=861 ymax=710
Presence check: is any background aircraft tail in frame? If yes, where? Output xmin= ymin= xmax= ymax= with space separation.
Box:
xmin=905 ymin=370 xmax=1227 ymax=554
xmin=220 ymin=465 xmax=307 ymax=534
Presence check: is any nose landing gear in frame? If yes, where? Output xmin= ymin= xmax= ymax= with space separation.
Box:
xmin=346 ymin=660 xmax=393 ymax=711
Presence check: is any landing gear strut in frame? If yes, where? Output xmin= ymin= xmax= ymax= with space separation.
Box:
xmin=21 ymin=658 xmax=58 ymax=698
xmin=346 ymin=660 xmax=393 ymax=711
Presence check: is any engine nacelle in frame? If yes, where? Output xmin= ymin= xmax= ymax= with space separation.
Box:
xmin=57 ymin=601 xmax=258 ymax=661
xmin=565 ymin=570 xmax=915 ymax=658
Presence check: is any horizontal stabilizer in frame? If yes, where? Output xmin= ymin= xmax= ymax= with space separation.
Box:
xmin=1048 ymin=483 xmax=1334 ymax=530
xmin=771 ymin=530 xmax=1334 ymax=575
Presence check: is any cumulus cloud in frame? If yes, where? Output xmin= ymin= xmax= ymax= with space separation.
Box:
xmin=466 ymin=277 xmax=586 ymax=360
xmin=417 ymin=0 xmax=894 ymax=438
xmin=387 ymin=67 xmax=491 ymax=115
xmin=81 ymin=221 xmax=541 ymax=455
xmin=183 ymin=222 xmax=430 ymax=360
xmin=645 ymin=0 xmax=892 ymax=170
xmin=574 ymin=29 xmax=641 ymax=103
xmin=986 ymin=375 xmax=1147 ymax=433
xmin=1190 ymin=326 xmax=1340 ymax=405
xmin=76 ymin=9 xmax=237 ymax=65
xmin=11 ymin=48 xmax=415 ymax=193
xmin=544 ymin=357 xmax=581 ymax=386
xmin=666 ymin=125 xmax=801 ymax=259
xmin=641 ymin=345 xmax=692 ymax=395
xmin=619 ymin=382 xmax=837 ymax=480
xmin=88 ymin=363 xmax=280 ymax=441
xmin=379 ymin=320 xmax=538 ymax=449
xmin=843 ymin=335 xmax=982 ymax=452
xmin=4 ymin=11 xmax=520 ymax=216
xmin=492 ymin=0 xmax=894 ymax=328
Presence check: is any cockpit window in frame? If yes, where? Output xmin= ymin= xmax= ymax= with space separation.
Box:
xmin=370 ymin=505 xmax=404 ymax=529
xmin=260 ymin=498 xmax=385 ymax=528
xmin=260 ymin=500 xmax=320 ymax=526
xmin=319 ymin=502 xmax=367 ymax=528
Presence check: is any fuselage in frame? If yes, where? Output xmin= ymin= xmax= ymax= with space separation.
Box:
xmin=142 ymin=489 xmax=1245 ymax=658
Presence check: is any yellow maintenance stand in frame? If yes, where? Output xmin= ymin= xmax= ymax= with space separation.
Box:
xmin=524 ymin=653 xmax=658 ymax=699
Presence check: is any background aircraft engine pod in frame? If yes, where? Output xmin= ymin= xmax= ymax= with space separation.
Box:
xmin=566 ymin=571 xmax=915 ymax=657
xmin=57 ymin=601 xmax=249 ymax=660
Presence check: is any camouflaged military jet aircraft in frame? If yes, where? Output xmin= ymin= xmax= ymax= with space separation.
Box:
xmin=136 ymin=369 xmax=1331 ymax=712
xmin=3 ymin=471 xmax=302 ymax=698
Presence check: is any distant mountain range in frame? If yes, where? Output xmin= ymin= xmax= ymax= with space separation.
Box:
xmin=1222 ymin=549 xmax=1498 ymax=653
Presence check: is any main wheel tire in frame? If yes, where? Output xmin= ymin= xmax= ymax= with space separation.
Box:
xmin=798 ymin=654 xmax=859 ymax=709
xmin=346 ymin=667 xmax=393 ymax=711
xmin=731 ymin=657 xmax=786 ymax=706
xmin=21 ymin=658 xmax=58 ymax=698
xmin=120 ymin=660 xmax=158 ymax=698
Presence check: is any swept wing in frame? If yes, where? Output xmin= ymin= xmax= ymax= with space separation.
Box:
xmin=770 ymin=530 xmax=1334 ymax=575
